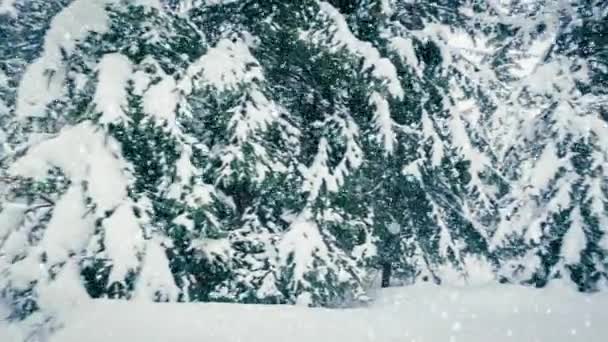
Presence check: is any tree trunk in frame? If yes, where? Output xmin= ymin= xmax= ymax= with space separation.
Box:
xmin=381 ymin=262 xmax=391 ymax=288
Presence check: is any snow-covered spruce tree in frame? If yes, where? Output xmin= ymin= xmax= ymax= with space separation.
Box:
xmin=226 ymin=0 xmax=382 ymax=306
xmin=490 ymin=0 xmax=608 ymax=291
xmin=337 ymin=0 xmax=506 ymax=285
xmin=1 ymin=0 xmax=385 ymax=313
xmin=89 ymin=2 xmax=239 ymax=303
xmin=0 ymin=1 xmax=199 ymax=321
xmin=177 ymin=0 xmax=392 ymax=306
xmin=175 ymin=11 xmax=293 ymax=303
xmin=265 ymin=2 xmax=376 ymax=305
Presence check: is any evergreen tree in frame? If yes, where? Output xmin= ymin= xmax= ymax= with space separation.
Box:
xmin=489 ymin=0 xmax=608 ymax=290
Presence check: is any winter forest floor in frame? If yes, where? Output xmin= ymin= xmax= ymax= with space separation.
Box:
xmin=2 ymin=283 xmax=607 ymax=342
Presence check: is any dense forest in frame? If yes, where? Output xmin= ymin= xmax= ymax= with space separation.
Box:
xmin=0 ymin=0 xmax=606 ymax=323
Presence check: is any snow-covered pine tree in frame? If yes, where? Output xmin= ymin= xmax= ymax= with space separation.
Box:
xmin=490 ymin=0 xmax=608 ymax=291
xmin=87 ymin=1 xmax=236 ymax=303
xmin=1 ymin=0 xmax=383 ymax=313
xmin=339 ymin=0 xmax=504 ymax=285
xmin=175 ymin=6 xmax=293 ymax=303
xmin=0 ymin=1 xmax=191 ymax=320
xmin=242 ymin=0 xmax=381 ymax=306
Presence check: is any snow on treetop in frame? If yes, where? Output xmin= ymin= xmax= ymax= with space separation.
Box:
xmin=389 ymin=37 xmax=421 ymax=76
xmin=179 ymin=36 xmax=264 ymax=94
xmin=16 ymin=0 xmax=115 ymax=118
xmin=228 ymin=88 xmax=280 ymax=144
xmin=301 ymin=112 xmax=363 ymax=202
xmin=310 ymin=2 xmax=404 ymax=99
xmin=301 ymin=137 xmax=335 ymax=202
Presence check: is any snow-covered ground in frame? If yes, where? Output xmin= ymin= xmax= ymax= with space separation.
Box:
xmin=2 ymin=282 xmax=607 ymax=342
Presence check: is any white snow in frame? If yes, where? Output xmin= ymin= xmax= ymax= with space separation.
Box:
xmin=9 ymin=124 xmax=94 ymax=179
xmin=189 ymin=237 xmax=231 ymax=262
xmin=462 ymin=255 xmax=497 ymax=284
xmin=389 ymin=36 xmax=421 ymax=76
xmin=380 ymin=0 xmax=393 ymax=15
xmin=10 ymin=122 xmax=131 ymax=213
xmin=524 ymin=144 xmax=563 ymax=196
xmin=0 ymin=0 xmax=17 ymax=16
xmin=447 ymin=107 xmax=490 ymax=180
xmin=0 ymin=67 xmax=7 ymax=88
xmin=86 ymin=138 xmax=131 ymax=213
xmin=37 ymin=259 xmax=91 ymax=314
xmin=512 ymin=36 xmax=555 ymax=79
xmin=301 ymin=137 xmax=336 ymax=201
xmin=300 ymin=115 xmax=363 ymax=201
xmin=179 ymin=35 xmax=288 ymax=184
xmin=408 ymin=22 xmax=492 ymax=73
xmin=134 ymin=0 xmax=163 ymax=9
xmin=172 ymin=213 xmax=195 ymax=231
xmin=257 ymin=272 xmax=281 ymax=299
xmin=386 ymin=221 xmax=400 ymax=235
xmin=94 ymin=54 xmax=133 ymax=124
xmin=1 ymin=284 xmax=600 ymax=342
xmin=0 ymin=203 xmax=26 ymax=244
xmin=421 ymin=111 xmax=444 ymax=166
xmin=37 ymin=184 xmax=95 ymax=266
xmin=134 ymin=237 xmax=179 ymax=302
xmin=277 ymin=211 xmax=335 ymax=300
xmin=3 ymin=121 xmax=161 ymax=298
xmin=0 ymin=215 xmax=37 ymax=273
xmin=561 ymin=207 xmax=587 ymax=265
xmin=5 ymin=252 xmax=41 ymax=290
xmin=143 ymin=76 xmax=179 ymax=127
xmin=102 ymin=204 xmax=145 ymax=284
xmin=15 ymin=60 xmax=67 ymax=118
xmin=167 ymin=146 xmax=214 ymax=205
xmin=370 ymin=92 xmax=396 ymax=154
xmin=179 ymin=37 xmax=264 ymax=94
xmin=0 ymin=100 xmax=7 ymax=116
xmin=215 ymin=86 xmax=283 ymax=183
xmin=228 ymin=89 xmax=280 ymax=143
xmin=16 ymin=0 xmax=115 ymax=117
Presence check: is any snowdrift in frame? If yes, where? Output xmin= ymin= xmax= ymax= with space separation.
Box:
xmin=2 ymin=283 xmax=606 ymax=342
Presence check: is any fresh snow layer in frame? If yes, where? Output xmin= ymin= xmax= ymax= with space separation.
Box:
xmin=180 ymin=37 xmax=264 ymax=94
xmin=1 ymin=283 xmax=603 ymax=342
xmin=15 ymin=0 xmax=114 ymax=117
xmin=0 ymin=0 xmax=17 ymax=16
xmin=95 ymin=53 xmax=133 ymax=124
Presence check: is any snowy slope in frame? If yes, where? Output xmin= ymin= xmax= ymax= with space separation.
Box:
xmin=2 ymin=284 xmax=605 ymax=342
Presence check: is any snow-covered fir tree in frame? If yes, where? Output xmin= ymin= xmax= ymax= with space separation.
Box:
xmin=0 ymin=0 xmax=606 ymax=329
xmin=489 ymin=0 xmax=608 ymax=291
